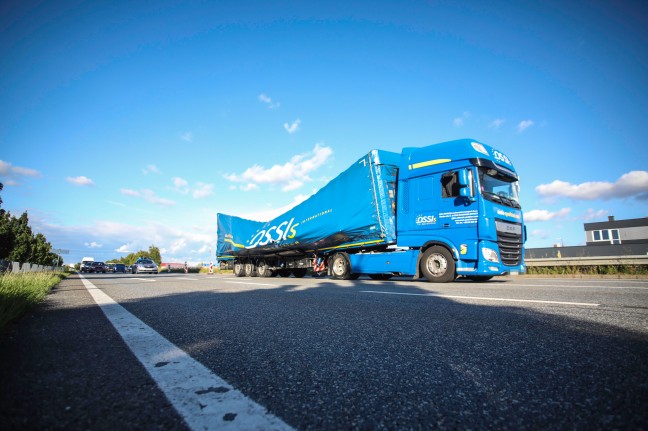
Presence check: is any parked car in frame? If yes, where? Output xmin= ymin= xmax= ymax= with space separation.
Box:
xmin=105 ymin=263 xmax=116 ymax=273
xmin=113 ymin=263 xmax=127 ymax=273
xmin=131 ymin=258 xmax=158 ymax=274
xmin=91 ymin=261 xmax=107 ymax=273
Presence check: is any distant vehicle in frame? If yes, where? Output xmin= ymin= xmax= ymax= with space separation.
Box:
xmin=105 ymin=263 xmax=116 ymax=273
xmin=80 ymin=258 xmax=94 ymax=273
xmin=91 ymin=262 xmax=106 ymax=273
xmin=132 ymin=258 xmax=158 ymax=274
xmin=113 ymin=263 xmax=127 ymax=273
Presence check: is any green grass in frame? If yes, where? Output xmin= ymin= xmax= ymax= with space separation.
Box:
xmin=527 ymin=265 xmax=648 ymax=276
xmin=0 ymin=272 xmax=66 ymax=333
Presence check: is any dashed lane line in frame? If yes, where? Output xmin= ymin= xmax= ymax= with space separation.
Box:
xmin=79 ymin=274 xmax=292 ymax=431
xmin=362 ymin=290 xmax=600 ymax=307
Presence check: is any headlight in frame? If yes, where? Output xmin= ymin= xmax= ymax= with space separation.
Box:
xmin=482 ymin=247 xmax=500 ymax=263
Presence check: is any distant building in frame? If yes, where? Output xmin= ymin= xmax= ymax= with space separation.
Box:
xmin=584 ymin=216 xmax=648 ymax=246
xmin=526 ymin=216 xmax=648 ymax=259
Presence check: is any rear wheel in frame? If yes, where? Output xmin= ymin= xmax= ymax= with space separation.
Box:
xmin=257 ymin=260 xmax=273 ymax=278
xmin=292 ymin=268 xmax=308 ymax=278
xmin=233 ymin=261 xmax=245 ymax=277
xmin=244 ymin=262 xmax=256 ymax=277
xmin=420 ymin=246 xmax=456 ymax=283
xmin=331 ymin=253 xmax=352 ymax=280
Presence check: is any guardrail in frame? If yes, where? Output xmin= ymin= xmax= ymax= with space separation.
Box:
xmin=0 ymin=260 xmax=61 ymax=273
xmin=525 ymin=255 xmax=648 ymax=267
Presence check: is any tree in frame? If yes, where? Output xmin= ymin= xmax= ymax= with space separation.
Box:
xmin=148 ymin=245 xmax=162 ymax=264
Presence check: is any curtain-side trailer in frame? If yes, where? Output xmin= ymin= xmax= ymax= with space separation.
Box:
xmin=217 ymin=139 xmax=526 ymax=282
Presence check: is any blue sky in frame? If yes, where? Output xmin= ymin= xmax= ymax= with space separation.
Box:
xmin=1 ymin=0 xmax=647 ymax=265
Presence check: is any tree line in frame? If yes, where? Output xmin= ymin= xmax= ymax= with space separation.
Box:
xmin=0 ymin=183 xmax=62 ymax=266
xmin=105 ymin=245 xmax=162 ymax=266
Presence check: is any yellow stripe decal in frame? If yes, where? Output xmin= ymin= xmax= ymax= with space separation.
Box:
xmin=318 ymin=239 xmax=385 ymax=251
xmin=225 ymin=238 xmax=245 ymax=248
xmin=408 ymin=158 xmax=451 ymax=170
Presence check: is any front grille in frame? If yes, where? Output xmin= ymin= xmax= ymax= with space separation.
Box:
xmin=496 ymin=219 xmax=523 ymax=266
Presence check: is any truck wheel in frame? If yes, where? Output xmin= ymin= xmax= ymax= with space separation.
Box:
xmin=233 ymin=261 xmax=245 ymax=277
xmin=244 ymin=262 xmax=256 ymax=277
xmin=421 ymin=246 xmax=456 ymax=283
xmin=292 ymin=268 xmax=308 ymax=278
xmin=277 ymin=269 xmax=290 ymax=277
xmin=331 ymin=253 xmax=352 ymax=280
xmin=257 ymin=261 xmax=273 ymax=278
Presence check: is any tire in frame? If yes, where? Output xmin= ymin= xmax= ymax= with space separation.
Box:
xmin=420 ymin=246 xmax=456 ymax=283
xmin=257 ymin=260 xmax=273 ymax=278
xmin=244 ymin=262 xmax=256 ymax=277
xmin=277 ymin=269 xmax=290 ymax=277
xmin=330 ymin=253 xmax=352 ymax=280
xmin=464 ymin=275 xmax=494 ymax=282
xmin=233 ymin=261 xmax=245 ymax=277
xmin=292 ymin=268 xmax=308 ymax=278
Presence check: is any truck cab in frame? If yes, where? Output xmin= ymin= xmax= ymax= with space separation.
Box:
xmin=394 ymin=139 xmax=525 ymax=281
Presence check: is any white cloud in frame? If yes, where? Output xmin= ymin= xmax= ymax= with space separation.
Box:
xmin=225 ymin=143 xmax=333 ymax=192
xmin=172 ymin=177 xmax=190 ymax=194
xmin=489 ymin=119 xmax=505 ymax=129
xmin=84 ymin=241 xmax=103 ymax=248
xmin=517 ymin=120 xmax=534 ymax=132
xmin=143 ymin=164 xmax=161 ymax=175
xmin=453 ymin=112 xmax=470 ymax=128
xmin=120 ymin=188 xmax=176 ymax=206
xmin=67 ymin=176 xmax=95 ymax=186
xmin=259 ymin=93 xmax=280 ymax=109
xmin=0 ymin=160 xmax=41 ymax=184
xmin=536 ymin=171 xmax=648 ymax=201
xmin=242 ymin=193 xmax=312 ymax=222
xmin=193 ymin=182 xmax=214 ymax=199
xmin=180 ymin=132 xmax=193 ymax=142
xmin=524 ymin=208 xmax=571 ymax=222
xmin=284 ymin=118 xmax=301 ymax=134
xmin=580 ymin=208 xmax=609 ymax=221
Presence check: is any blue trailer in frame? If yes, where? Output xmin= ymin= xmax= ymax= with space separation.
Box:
xmin=217 ymin=138 xmax=525 ymax=282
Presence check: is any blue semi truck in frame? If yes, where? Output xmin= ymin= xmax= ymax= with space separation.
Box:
xmin=216 ymin=138 xmax=525 ymax=282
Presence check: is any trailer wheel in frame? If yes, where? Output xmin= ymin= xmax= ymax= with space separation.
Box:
xmin=233 ymin=261 xmax=245 ymax=277
xmin=244 ymin=262 xmax=256 ymax=277
xmin=277 ymin=269 xmax=290 ymax=277
xmin=257 ymin=260 xmax=273 ymax=278
xmin=421 ymin=246 xmax=456 ymax=283
xmin=292 ymin=268 xmax=308 ymax=278
xmin=331 ymin=253 xmax=352 ymax=280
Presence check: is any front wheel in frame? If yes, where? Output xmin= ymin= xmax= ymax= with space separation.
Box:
xmin=420 ymin=246 xmax=456 ymax=283
xmin=464 ymin=275 xmax=494 ymax=282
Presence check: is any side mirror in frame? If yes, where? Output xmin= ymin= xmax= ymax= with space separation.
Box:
xmin=458 ymin=169 xmax=475 ymax=200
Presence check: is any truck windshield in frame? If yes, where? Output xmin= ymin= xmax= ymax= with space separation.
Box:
xmin=478 ymin=167 xmax=521 ymax=209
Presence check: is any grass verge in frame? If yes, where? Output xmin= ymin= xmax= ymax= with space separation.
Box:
xmin=0 ymin=272 xmax=66 ymax=333
xmin=526 ymin=265 xmax=648 ymax=276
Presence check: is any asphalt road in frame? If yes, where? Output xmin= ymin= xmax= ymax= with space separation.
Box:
xmin=2 ymin=273 xmax=648 ymax=430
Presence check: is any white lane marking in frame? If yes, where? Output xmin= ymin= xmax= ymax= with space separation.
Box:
xmin=183 ymin=278 xmax=199 ymax=281
xmin=129 ymin=277 xmax=156 ymax=282
xmin=79 ymin=275 xmax=292 ymax=431
xmin=362 ymin=290 xmax=600 ymax=307
xmin=224 ymin=280 xmax=277 ymax=287
xmin=493 ymin=283 xmax=648 ymax=290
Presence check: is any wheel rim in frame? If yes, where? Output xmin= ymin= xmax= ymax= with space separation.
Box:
xmin=332 ymin=257 xmax=346 ymax=276
xmin=426 ymin=253 xmax=448 ymax=276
